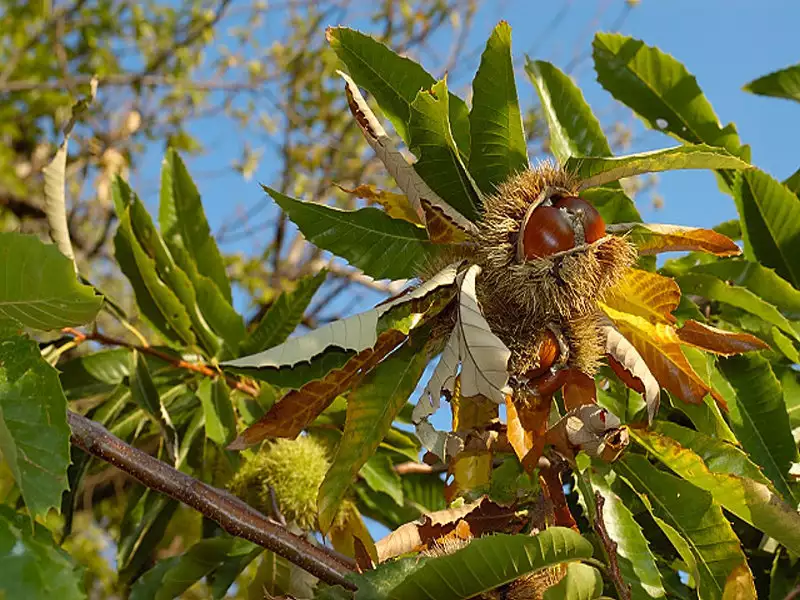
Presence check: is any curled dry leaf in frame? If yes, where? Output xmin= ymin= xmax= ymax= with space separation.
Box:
xmin=375 ymin=496 xmax=520 ymax=562
xmin=562 ymin=369 xmax=598 ymax=411
xmin=504 ymin=395 xmax=533 ymax=462
xmin=600 ymin=317 xmax=660 ymax=422
xmin=606 ymin=222 xmax=741 ymax=257
xmin=421 ymin=199 xmax=469 ymax=244
xmin=224 ymin=263 xmax=459 ymax=370
xmin=414 ymin=264 xmax=512 ymax=460
xmin=601 ymin=305 xmax=725 ymax=409
xmin=546 ymin=405 xmax=628 ymax=462
xmin=603 ymin=268 xmax=680 ymax=325
xmin=340 ymin=70 xmax=478 ymax=236
xmin=676 ymin=319 xmax=770 ymax=356
xmin=228 ymin=329 xmax=408 ymax=448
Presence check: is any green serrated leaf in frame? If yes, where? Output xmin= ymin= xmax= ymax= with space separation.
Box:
xmin=0 ymin=233 xmax=101 ymax=330
xmin=526 ymin=59 xmax=611 ymax=165
xmin=616 ymin=454 xmax=751 ymax=600
xmin=0 ymin=505 xmax=85 ymax=600
xmin=197 ymin=378 xmax=236 ymax=447
xmin=581 ymin=186 xmax=642 ymax=224
xmin=360 ymin=452 xmax=403 ymax=506
xmin=327 ymin=27 xmax=470 ymax=156
xmin=743 ymin=63 xmax=800 ymax=103
xmin=468 ymin=22 xmax=528 ymax=193
xmin=388 ymin=528 xmax=594 ymax=600
xmin=676 ymin=272 xmax=799 ymax=341
xmin=714 ymin=355 xmax=799 ymax=504
xmin=732 ymin=168 xmax=800 ymax=288
xmin=116 ymin=181 xmax=224 ymax=355
xmin=590 ymin=471 xmax=666 ymax=600
xmin=567 ymin=145 xmax=748 ymax=190
xmin=160 ymin=148 xmax=233 ymax=302
xmin=0 ymin=331 xmax=71 ymax=521
xmin=784 ymin=167 xmax=800 ymax=195
xmin=691 ymin=259 xmax=800 ymax=320
xmin=239 ymin=270 xmax=326 ymax=356
xmin=631 ymin=424 xmax=800 ymax=554
xmin=318 ymin=333 xmax=429 ymax=532
xmin=266 ymin=187 xmax=434 ymax=280
xmin=543 ymin=562 xmax=603 ymax=600
xmin=409 ymin=79 xmax=482 ymax=221
xmin=592 ymin=32 xmax=743 ymax=155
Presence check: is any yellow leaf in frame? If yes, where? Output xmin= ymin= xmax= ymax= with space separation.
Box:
xmin=604 ymin=268 xmax=680 ymax=324
xmin=722 ymin=563 xmax=757 ymax=600
xmin=421 ymin=199 xmax=468 ymax=244
xmin=336 ymin=183 xmax=422 ymax=225
xmin=328 ymin=501 xmax=378 ymax=566
xmin=607 ymin=223 xmax=741 ymax=256
xmin=601 ymin=305 xmax=723 ymax=407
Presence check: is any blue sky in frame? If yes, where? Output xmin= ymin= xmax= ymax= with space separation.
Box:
xmin=128 ymin=0 xmax=798 ymax=540
xmin=130 ymin=0 xmax=800 ymax=317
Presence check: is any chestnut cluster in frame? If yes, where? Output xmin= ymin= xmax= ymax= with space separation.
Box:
xmin=520 ymin=195 xmax=606 ymax=260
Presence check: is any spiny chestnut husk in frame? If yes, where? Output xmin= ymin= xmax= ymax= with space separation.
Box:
xmin=423 ymin=163 xmax=636 ymax=392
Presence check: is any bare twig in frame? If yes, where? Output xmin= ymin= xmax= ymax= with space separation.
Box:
xmin=67 ymin=410 xmax=357 ymax=590
xmin=62 ymin=327 xmax=259 ymax=397
xmin=594 ymin=492 xmax=631 ymax=600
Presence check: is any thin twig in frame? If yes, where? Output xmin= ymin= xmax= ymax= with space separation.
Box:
xmin=594 ymin=492 xmax=631 ymax=600
xmin=62 ymin=327 xmax=259 ymax=397
xmin=67 ymin=411 xmax=357 ymax=590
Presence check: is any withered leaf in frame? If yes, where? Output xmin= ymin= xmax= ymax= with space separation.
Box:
xmin=607 ymin=222 xmax=741 ymax=256
xmin=228 ymin=329 xmax=407 ymax=448
xmin=676 ymin=319 xmax=770 ymax=356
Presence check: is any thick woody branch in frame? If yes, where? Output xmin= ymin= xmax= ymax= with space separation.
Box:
xmin=67 ymin=410 xmax=357 ymax=590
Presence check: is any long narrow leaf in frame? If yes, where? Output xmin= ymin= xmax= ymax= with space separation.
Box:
xmin=469 ymin=22 xmax=528 ymax=193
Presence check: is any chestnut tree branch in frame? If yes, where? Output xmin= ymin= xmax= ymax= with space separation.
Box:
xmin=62 ymin=327 xmax=259 ymax=397
xmin=67 ymin=410 xmax=358 ymax=590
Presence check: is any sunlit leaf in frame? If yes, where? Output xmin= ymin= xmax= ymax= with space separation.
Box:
xmin=715 ymin=354 xmax=799 ymax=503
xmin=604 ymin=268 xmax=680 ymax=324
xmin=690 ymin=259 xmax=800 ymax=320
xmin=160 ymin=149 xmax=232 ymax=302
xmin=265 ymin=186 xmax=435 ymax=281
xmin=0 ymin=233 xmax=102 ymax=330
xmin=743 ymin=62 xmax=800 ymax=103
xmin=589 ymin=471 xmax=666 ymax=600
xmin=469 ymin=21 xmax=528 ymax=193
xmin=360 ymin=453 xmax=404 ymax=507
xmin=225 ymin=263 xmax=457 ymax=370
xmin=568 ymin=145 xmax=748 ymax=191
xmin=341 ymin=73 xmax=477 ymax=236
xmin=617 ymin=454 xmax=752 ymax=600
xmin=336 ymin=184 xmax=422 ymax=225
xmin=631 ymin=424 xmax=800 ymax=554
xmin=409 ymin=79 xmax=482 ymax=222
xmin=732 ymin=168 xmax=800 ymax=287
xmin=197 ymin=378 xmax=236 ymax=447
xmin=542 ymin=562 xmax=603 ymax=600
xmin=526 ymin=59 xmax=611 ymax=164
xmin=388 ymin=528 xmax=593 ymax=600
xmin=592 ymin=33 xmax=743 ymax=155
xmin=318 ymin=333 xmax=429 ymax=532
xmin=42 ymin=138 xmax=76 ymax=268
xmin=606 ymin=223 xmax=740 ymax=256
xmin=0 ymin=330 xmax=71 ymax=521
xmin=601 ymin=304 xmax=717 ymax=406
xmin=676 ymin=272 xmax=800 ymax=341
xmin=327 ymin=27 xmax=470 ymax=154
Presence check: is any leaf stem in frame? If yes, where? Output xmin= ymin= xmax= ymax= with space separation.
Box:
xmin=67 ymin=410 xmax=357 ymax=590
xmin=62 ymin=327 xmax=259 ymax=397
